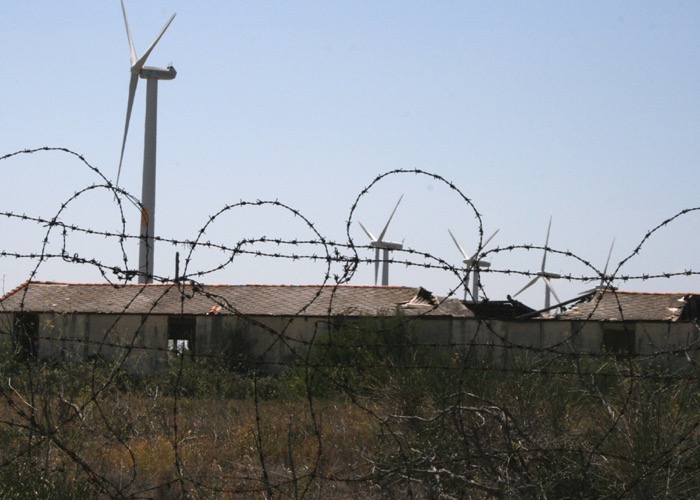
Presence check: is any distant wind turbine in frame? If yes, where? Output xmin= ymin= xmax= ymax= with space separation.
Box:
xmin=514 ymin=217 xmax=561 ymax=309
xmin=358 ymin=195 xmax=404 ymax=286
xmin=117 ymin=0 xmax=177 ymax=284
xmin=448 ymin=228 xmax=499 ymax=302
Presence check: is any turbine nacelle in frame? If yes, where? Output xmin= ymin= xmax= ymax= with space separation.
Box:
xmin=139 ymin=65 xmax=177 ymax=80
xmin=369 ymin=241 xmax=403 ymax=251
xmin=463 ymin=258 xmax=491 ymax=268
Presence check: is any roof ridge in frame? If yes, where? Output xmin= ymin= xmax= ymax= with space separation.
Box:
xmin=0 ymin=279 xmax=32 ymax=301
xmin=604 ymin=290 xmax=698 ymax=296
xmin=15 ymin=281 xmax=419 ymax=290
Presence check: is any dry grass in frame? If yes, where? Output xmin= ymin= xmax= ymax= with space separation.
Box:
xmin=0 ymin=358 xmax=699 ymax=498
xmin=0 ymin=385 xmax=383 ymax=497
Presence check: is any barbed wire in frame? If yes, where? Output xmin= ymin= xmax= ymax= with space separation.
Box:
xmin=0 ymin=147 xmax=699 ymax=498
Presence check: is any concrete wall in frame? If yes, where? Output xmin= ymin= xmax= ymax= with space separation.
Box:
xmin=196 ymin=314 xmax=331 ymax=372
xmin=2 ymin=311 xmax=698 ymax=374
xmin=635 ymin=321 xmax=700 ymax=370
xmin=0 ymin=312 xmax=169 ymax=374
xmin=443 ymin=318 xmax=697 ymax=371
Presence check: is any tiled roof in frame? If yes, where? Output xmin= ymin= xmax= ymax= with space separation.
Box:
xmin=556 ymin=290 xmax=700 ymax=322
xmin=0 ymin=281 xmax=472 ymax=318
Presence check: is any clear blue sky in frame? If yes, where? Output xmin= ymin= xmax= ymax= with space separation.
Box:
xmin=2 ymin=1 xmax=700 ymax=308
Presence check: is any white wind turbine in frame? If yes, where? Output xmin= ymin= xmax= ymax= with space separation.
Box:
xmin=514 ymin=217 xmax=561 ymax=310
xmin=117 ymin=0 xmax=177 ymax=284
xmin=448 ymin=228 xmax=499 ymax=302
xmin=358 ymin=195 xmax=404 ymax=286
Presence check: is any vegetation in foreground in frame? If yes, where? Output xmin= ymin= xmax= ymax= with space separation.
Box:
xmin=0 ymin=318 xmax=699 ymax=498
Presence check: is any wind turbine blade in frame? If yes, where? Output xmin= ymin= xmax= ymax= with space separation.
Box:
xmin=541 ymin=217 xmax=552 ymax=272
xmin=133 ymin=12 xmax=177 ymax=72
xmin=448 ymin=229 xmax=470 ymax=260
xmin=514 ymin=276 xmax=540 ymax=297
xmin=594 ymin=237 xmax=616 ymax=290
xmin=117 ymin=72 xmax=139 ymax=186
xmin=374 ymin=248 xmax=380 ymax=285
xmin=544 ymin=278 xmax=562 ymax=305
xmin=358 ymin=221 xmax=376 ymax=241
xmin=481 ymin=229 xmax=500 ymax=250
xmin=602 ymin=238 xmax=616 ymax=277
xmin=474 ymin=228 xmax=500 ymax=261
xmin=120 ymin=0 xmax=137 ymax=65
xmin=377 ymin=194 xmax=403 ymax=242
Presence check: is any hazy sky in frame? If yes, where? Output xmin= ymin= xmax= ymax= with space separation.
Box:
xmin=2 ymin=1 xmax=700 ymax=308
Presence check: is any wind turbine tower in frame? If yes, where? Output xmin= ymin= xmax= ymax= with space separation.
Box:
xmin=358 ymin=195 xmax=404 ymax=286
xmin=117 ymin=0 xmax=177 ymax=284
xmin=448 ymin=228 xmax=499 ymax=302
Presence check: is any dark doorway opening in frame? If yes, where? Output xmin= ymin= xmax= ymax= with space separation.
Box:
xmin=168 ymin=316 xmax=196 ymax=358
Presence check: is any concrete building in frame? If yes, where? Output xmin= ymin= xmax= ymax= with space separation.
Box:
xmin=0 ymin=281 xmax=471 ymax=373
xmin=1 ymin=281 xmax=698 ymax=373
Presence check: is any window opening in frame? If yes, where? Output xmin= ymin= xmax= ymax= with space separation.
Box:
xmin=603 ymin=323 xmax=636 ymax=358
xmin=168 ymin=316 xmax=196 ymax=357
